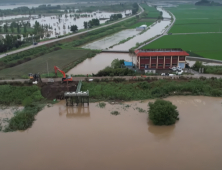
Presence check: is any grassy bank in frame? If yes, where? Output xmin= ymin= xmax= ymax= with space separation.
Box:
xmin=0 ymin=84 xmax=46 ymax=132
xmin=81 ymin=78 xmax=222 ymax=101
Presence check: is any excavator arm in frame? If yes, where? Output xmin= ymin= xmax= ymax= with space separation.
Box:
xmin=54 ymin=66 xmax=73 ymax=82
xmin=54 ymin=66 xmax=66 ymax=78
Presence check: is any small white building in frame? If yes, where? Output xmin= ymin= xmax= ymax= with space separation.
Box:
xmin=136 ymin=25 xmax=147 ymax=31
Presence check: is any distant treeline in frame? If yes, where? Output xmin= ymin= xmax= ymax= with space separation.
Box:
xmin=0 ymin=4 xmax=62 ymax=16
xmin=195 ymin=0 xmax=222 ymax=6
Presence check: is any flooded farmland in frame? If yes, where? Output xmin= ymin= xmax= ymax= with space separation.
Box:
xmin=1 ymin=96 xmax=222 ymax=170
xmin=67 ymin=53 xmax=137 ymax=75
xmin=0 ymin=10 xmax=132 ymax=38
xmin=82 ymin=29 xmax=140 ymax=50
xmin=82 ymin=7 xmax=172 ymax=51
xmin=112 ymin=8 xmax=171 ymax=50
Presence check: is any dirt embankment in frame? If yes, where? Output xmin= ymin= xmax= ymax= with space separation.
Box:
xmin=41 ymin=81 xmax=78 ymax=100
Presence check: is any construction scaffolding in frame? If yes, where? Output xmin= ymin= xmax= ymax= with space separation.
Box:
xmin=64 ymin=81 xmax=89 ymax=106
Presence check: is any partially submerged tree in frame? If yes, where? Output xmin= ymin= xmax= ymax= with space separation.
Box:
xmin=148 ymin=99 xmax=179 ymax=125
xmin=70 ymin=25 xmax=78 ymax=33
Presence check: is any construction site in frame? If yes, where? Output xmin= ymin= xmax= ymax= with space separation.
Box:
xmin=30 ymin=66 xmax=89 ymax=106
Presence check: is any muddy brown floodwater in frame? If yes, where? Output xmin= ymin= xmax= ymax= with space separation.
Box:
xmin=1 ymin=96 xmax=222 ymax=170
xmin=67 ymin=53 xmax=137 ymax=75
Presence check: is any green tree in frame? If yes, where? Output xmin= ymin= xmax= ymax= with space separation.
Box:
xmin=84 ymin=21 xmax=88 ymax=29
xmin=70 ymin=25 xmax=78 ymax=33
xmin=24 ymin=25 xmax=27 ymax=33
xmin=17 ymin=24 xmax=20 ymax=33
xmin=148 ymin=100 xmax=179 ymax=125
xmin=193 ymin=61 xmax=203 ymax=69
xmin=3 ymin=24 xmax=8 ymax=33
xmin=111 ymin=59 xmax=124 ymax=68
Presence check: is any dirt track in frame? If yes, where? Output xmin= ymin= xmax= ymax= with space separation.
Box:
xmin=41 ymin=81 xmax=78 ymax=100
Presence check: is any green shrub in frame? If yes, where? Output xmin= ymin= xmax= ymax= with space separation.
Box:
xmin=138 ymin=81 xmax=150 ymax=89
xmin=101 ymin=78 xmax=109 ymax=82
xmin=211 ymin=89 xmax=222 ymax=97
xmin=111 ymin=111 xmax=120 ymax=115
xmin=98 ymin=102 xmax=106 ymax=108
xmin=148 ymin=99 xmax=179 ymax=125
xmin=94 ymin=79 xmax=100 ymax=82
xmin=136 ymin=107 xmax=146 ymax=112
xmin=113 ymin=78 xmax=126 ymax=82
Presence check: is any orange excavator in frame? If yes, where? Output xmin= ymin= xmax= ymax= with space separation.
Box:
xmin=54 ymin=66 xmax=73 ymax=82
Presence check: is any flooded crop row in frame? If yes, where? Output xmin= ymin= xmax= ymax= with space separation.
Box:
xmin=82 ymin=29 xmax=140 ymax=50
xmin=1 ymin=96 xmax=222 ymax=170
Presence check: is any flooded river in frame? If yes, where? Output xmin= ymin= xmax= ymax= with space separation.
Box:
xmin=67 ymin=53 xmax=137 ymax=75
xmin=1 ymin=96 xmax=222 ymax=170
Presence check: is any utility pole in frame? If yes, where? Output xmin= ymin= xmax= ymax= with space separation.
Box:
xmin=47 ymin=60 xmax=49 ymax=77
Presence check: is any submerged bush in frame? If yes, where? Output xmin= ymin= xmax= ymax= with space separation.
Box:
xmin=98 ymin=102 xmax=106 ymax=108
xmin=111 ymin=111 xmax=120 ymax=115
xmin=148 ymin=99 xmax=179 ymax=125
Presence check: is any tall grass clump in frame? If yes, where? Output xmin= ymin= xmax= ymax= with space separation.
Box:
xmin=0 ymin=85 xmax=45 ymax=132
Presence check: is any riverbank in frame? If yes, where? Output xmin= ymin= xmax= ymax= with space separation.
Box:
xmin=1 ymin=76 xmax=222 ymax=132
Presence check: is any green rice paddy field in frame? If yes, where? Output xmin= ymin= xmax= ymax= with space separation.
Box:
xmin=142 ymin=34 xmax=222 ymax=60
xmin=169 ymin=4 xmax=222 ymax=33
xmin=0 ymin=49 xmax=90 ymax=77
xmin=140 ymin=3 xmax=161 ymax=18
xmin=142 ymin=4 xmax=222 ymax=60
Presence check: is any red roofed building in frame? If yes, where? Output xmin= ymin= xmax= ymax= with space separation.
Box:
xmin=135 ymin=48 xmax=189 ymax=71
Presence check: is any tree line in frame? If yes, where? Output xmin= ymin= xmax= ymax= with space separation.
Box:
xmin=110 ymin=14 xmax=122 ymax=21
xmin=83 ymin=18 xmax=100 ymax=29
xmin=0 ymin=5 xmax=62 ymax=16
xmin=132 ymin=3 xmax=139 ymax=15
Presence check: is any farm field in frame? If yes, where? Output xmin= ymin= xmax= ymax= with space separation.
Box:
xmin=140 ymin=3 xmax=161 ymax=18
xmin=168 ymin=4 xmax=222 ymax=33
xmin=142 ymin=33 xmax=222 ymax=60
xmin=0 ymin=49 xmax=91 ymax=77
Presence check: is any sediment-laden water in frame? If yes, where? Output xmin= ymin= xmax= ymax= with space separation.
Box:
xmin=67 ymin=53 xmax=137 ymax=75
xmin=0 ymin=96 xmax=222 ymax=170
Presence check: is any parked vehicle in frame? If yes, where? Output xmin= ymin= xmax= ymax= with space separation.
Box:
xmin=176 ymin=70 xmax=183 ymax=75
xmin=33 ymin=42 xmax=38 ymax=45
xmin=170 ymin=66 xmax=177 ymax=71
xmin=169 ymin=74 xmax=175 ymax=76
xmin=177 ymin=66 xmax=182 ymax=71
xmin=161 ymin=73 xmax=169 ymax=76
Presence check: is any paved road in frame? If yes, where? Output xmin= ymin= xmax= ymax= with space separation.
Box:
xmin=0 ymin=5 xmax=144 ymax=59
xmin=1 ymin=74 xmax=222 ymax=83
xmin=137 ymin=7 xmax=176 ymax=49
